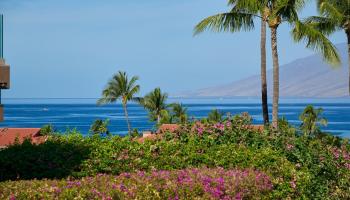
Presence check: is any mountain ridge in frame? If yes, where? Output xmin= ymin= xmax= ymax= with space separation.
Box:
xmin=176 ymin=43 xmax=348 ymax=98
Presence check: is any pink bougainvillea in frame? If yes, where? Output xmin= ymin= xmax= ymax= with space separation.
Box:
xmin=1 ymin=168 xmax=273 ymax=200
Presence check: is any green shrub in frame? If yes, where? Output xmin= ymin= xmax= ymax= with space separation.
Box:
xmin=39 ymin=124 xmax=56 ymax=136
xmin=0 ymin=120 xmax=349 ymax=199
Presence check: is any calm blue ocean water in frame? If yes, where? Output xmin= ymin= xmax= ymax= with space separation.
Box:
xmin=1 ymin=98 xmax=350 ymax=138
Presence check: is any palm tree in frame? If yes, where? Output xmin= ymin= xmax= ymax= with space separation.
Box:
xmin=97 ymin=71 xmax=140 ymax=135
xmin=171 ymin=103 xmax=188 ymax=124
xmin=159 ymin=109 xmax=173 ymax=124
xmin=303 ymin=0 xmax=349 ymax=94
xmin=195 ymin=0 xmax=340 ymax=129
xmin=208 ymin=109 xmax=223 ymax=123
xmin=139 ymin=88 xmax=168 ymax=125
xmin=263 ymin=0 xmax=340 ymax=129
xmin=89 ymin=119 xmax=110 ymax=135
xmin=194 ymin=0 xmax=270 ymax=125
xmin=299 ymin=105 xmax=327 ymax=136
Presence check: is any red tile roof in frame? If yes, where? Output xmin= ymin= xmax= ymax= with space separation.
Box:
xmin=247 ymin=125 xmax=265 ymax=132
xmin=0 ymin=128 xmax=47 ymax=147
xmin=157 ymin=124 xmax=180 ymax=134
xmin=135 ymin=132 xmax=161 ymax=143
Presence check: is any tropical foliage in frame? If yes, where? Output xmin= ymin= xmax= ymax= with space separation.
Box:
xmin=303 ymin=0 xmax=350 ymax=94
xmin=97 ymin=71 xmax=140 ymax=135
xmin=207 ymin=109 xmax=223 ymax=123
xmin=39 ymin=124 xmax=55 ymax=136
xmin=195 ymin=0 xmax=341 ymax=129
xmin=89 ymin=119 xmax=110 ymax=135
xmin=299 ymin=105 xmax=327 ymax=136
xmin=194 ymin=0 xmax=270 ymax=124
xmin=1 ymin=109 xmax=350 ymax=199
xmin=170 ymin=103 xmax=188 ymax=124
xmin=1 ymin=0 xmax=348 ymax=199
xmin=138 ymin=87 xmax=168 ymax=125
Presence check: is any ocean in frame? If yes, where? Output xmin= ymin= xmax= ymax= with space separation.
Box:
xmin=1 ymin=98 xmax=350 ymax=138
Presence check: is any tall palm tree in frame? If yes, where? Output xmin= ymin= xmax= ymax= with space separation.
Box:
xmin=195 ymin=0 xmax=340 ymax=129
xmin=194 ymin=0 xmax=270 ymax=125
xmin=303 ymin=0 xmax=349 ymax=94
xmin=139 ymin=88 xmax=168 ymax=125
xmin=97 ymin=71 xmax=140 ymax=135
xmin=171 ymin=103 xmax=188 ymax=124
xmin=268 ymin=0 xmax=340 ymax=129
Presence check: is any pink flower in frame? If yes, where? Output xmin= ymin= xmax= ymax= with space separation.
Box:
xmin=320 ymin=156 xmax=325 ymax=162
xmin=211 ymin=187 xmax=224 ymax=198
xmin=75 ymin=181 xmax=81 ymax=187
xmin=286 ymin=144 xmax=294 ymax=151
xmin=214 ymin=123 xmax=225 ymax=131
xmin=290 ymin=180 xmax=296 ymax=189
xmin=235 ymin=192 xmax=242 ymax=200
xmin=197 ymin=127 xmax=204 ymax=135
xmin=343 ymin=152 xmax=350 ymax=161
xmin=121 ymin=172 xmax=131 ymax=178
xmin=53 ymin=187 xmax=62 ymax=193
xmin=120 ymin=184 xmax=128 ymax=192
xmin=9 ymin=194 xmax=16 ymax=200
xmin=330 ymin=147 xmax=344 ymax=160
xmin=137 ymin=171 xmax=145 ymax=177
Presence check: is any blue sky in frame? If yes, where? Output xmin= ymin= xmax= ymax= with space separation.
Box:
xmin=0 ymin=0 xmax=346 ymax=99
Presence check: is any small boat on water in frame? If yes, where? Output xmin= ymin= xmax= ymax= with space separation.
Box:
xmin=42 ymin=108 xmax=49 ymax=111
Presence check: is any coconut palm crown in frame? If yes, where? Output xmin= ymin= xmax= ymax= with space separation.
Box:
xmin=299 ymin=105 xmax=328 ymax=136
xmin=170 ymin=103 xmax=188 ymax=124
xmin=97 ymin=71 xmax=140 ymax=135
xmin=139 ymin=88 xmax=168 ymax=125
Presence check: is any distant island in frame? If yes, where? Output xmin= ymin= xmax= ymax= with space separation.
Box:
xmin=177 ymin=43 xmax=348 ymax=98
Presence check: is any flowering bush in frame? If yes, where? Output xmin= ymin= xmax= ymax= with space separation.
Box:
xmin=0 ymin=168 xmax=272 ymax=200
xmin=0 ymin=117 xmax=349 ymax=199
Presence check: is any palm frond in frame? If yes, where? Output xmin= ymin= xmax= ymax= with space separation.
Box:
xmin=304 ymin=16 xmax=339 ymax=35
xmin=127 ymin=85 xmax=140 ymax=101
xmin=292 ymin=21 xmax=341 ymax=66
xmin=127 ymin=76 xmax=139 ymax=91
xmin=194 ymin=11 xmax=255 ymax=35
xmin=141 ymin=88 xmax=168 ymax=118
xmin=132 ymin=97 xmax=144 ymax=104
xmin=318 ymin=0 xmax=343 ymax=19
xmin=97 ymin=71 xmax=140 ymax=105
xmin=229 ymin=0 xmax=265 ymax=14
xmin=274 ymin=0 xmax=300 ymax=22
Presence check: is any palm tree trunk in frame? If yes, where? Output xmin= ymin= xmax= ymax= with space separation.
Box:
xmin=157 ymin=114 xmax=161 ymax=125
xmin=122 ymin=103 xmax=132 ymax=136
xmin=346 ymin=29 xmax=350 ymax=95
xmin=261 ymin=18 xmax=269 ymax=125
xmin=271 ymin=27 xmax=279 ymax=130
